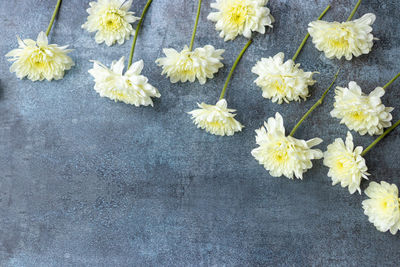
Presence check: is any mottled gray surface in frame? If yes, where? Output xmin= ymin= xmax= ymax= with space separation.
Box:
xmin=1 ymin=0 xmax=399 ymax=266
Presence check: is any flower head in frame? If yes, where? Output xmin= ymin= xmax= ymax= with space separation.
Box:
xmin=188 ymin=99 xmax=243 ymax=136
xmin=251 ymin=53 xmax=316 ymax=104
xmin=207 ymin=0 xmax=274 ymax=41
xmin=363 ymin=181 xmax=400 ymax=235
xmin=82 ymin=0 xmax=139 ymax=46
xmin=5 ymin=32 xmax=74 ymax=81
xmin=331 ymin=82 xmax=393 ymax=136
xmin=323 ymin=132 xmax=369 ymax=194
xmin=251 ymin=112 xmax=323 ymax=179
xmin=88 ymin=56 xmax=160 ymax=106
xmin=156 ymin=45 xmax=224 ymax=85
xmin=308 ymin=13 xmax=376 ymax=60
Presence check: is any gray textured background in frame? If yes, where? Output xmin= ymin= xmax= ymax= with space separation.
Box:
xmin=1 ymin=0 xmax=399 ymax=266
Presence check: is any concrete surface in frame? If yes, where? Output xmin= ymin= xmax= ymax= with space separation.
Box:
xmin=1 ymin=0 xmax=400 ymax=266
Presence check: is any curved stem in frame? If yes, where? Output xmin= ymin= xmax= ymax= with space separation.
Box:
xmin=45 ymin=0 xmax=63 ymax=36
xmin=383 ymin=72 xmax=400 ymax=90
xmin=128 ymin=0 xmax=153 ymax=68
xmin=219 ymin=39 xmax=252 ymax=100
xmin=292 ymin=5 xmax=331 ymax=62
xmin=361 ymin=119 xmax=400 ymax=156
xmin=347 ymin=0 xmax=362 ymax=21
xmin=289 ymin=69 xmax=340 ymax=137
xmin=189 ymin=0 xmax=202 ymax=51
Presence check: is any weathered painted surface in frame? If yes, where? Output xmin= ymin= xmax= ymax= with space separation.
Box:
xmin=0 ymin=0 xmax=399 ymax=266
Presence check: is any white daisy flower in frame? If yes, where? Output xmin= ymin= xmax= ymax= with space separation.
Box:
xmin=156 ymin=45 xmax=225 ymax=85
xmin=188 ymin=99 xmax=243 ymax=136
xmin=187 ymin=40 xmax=252 ymax=136
xmin=5 ymin=31 xmax=74 ymax=81
xmin=251 ymin=52 xmax=316 ymax=104
xmin=323 ymin=131 xmax=369 ymax=194
xmin=331 ymin=81 xmax=393 ymax=136
xmin=308 ymin=13 xmax=376 ymax=60
xmin=88 ymin=56 xmax=160 ymax=107
xmin=363 ymin=181 xmax=400 ymax=235
xmin=82 ymin=0 xmax=139 ymax=46
xmin=207 ymin=0 xmax=274 ymax=41
xmin=252 ymin=112 xmax=323 ymax=179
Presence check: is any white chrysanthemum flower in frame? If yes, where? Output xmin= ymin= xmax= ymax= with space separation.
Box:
xmin=251 ymin=52 xmax=316 ymax=104
xmin=323 ymin=131 xmax=369 ymax=194
xmin=207 ymin=0 xmax=274 ymax=41
xmin=308 ymin=13 xmax=376 ymax=60
xmin=88 ymin=56 xmax=160 ymax=106
xmin=188 ymin=99 xmax=243 ymax=136
xmin=156 ymin=45 xmax=225 ymax=84
xmin=5 ymin=32 xmax=74 ymax=81
xmin=363 ymin=181 xmax=400 ymax=235
xmin=331 ymin=82 xmax=393 ymax=136
xmin=251 ymin=112 xmax=323 ymax=179
xmin=82 ymin=0 xmax=139 ymax=46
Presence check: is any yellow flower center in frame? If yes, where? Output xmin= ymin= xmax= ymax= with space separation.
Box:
xmin=177 ymin=54 xmax=196 ymax=75
xmin=272 ymin=78 xmax=286 ymax=94
xmin=181 ymin=62 xmax=194 ymax=72
xmin=332 ymin=154 xmax=357 ymax=177
xmin=381 ymin=200 xmax=388 ymax=210
xmin=272 ymin=141 xmax=289 ymax=163
xmin=225 ymin=2 xmax=249 ymax=26
xmin=29 ymin=49 xmax=49 ymax=69
xmin=110 ymin=79 xmax=135 ymax=100
xmin=112 ymin=91 xmax=128 ymax=99
xmin=126 ymin=79 xmax=133 ymax=87
xmin=336 ymin=161 xmax=344 ymax=170
xmin=350 ymin=111 xmax=366 ymax=121
xmin=379 ymin=196 xmax=398 ymax=212
xmin=274 ymin=151 xmax=287 ymax=163
xmin=207 ymin=121 xmax=224 ymax=128
xmin=101 ymin=9 xmax=124 ymax=31
xmin=328 ymin=27 xmax=350 ymax=50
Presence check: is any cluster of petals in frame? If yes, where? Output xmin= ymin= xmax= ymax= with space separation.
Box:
xmin=323 ymin=131 xmax=369 ymax=194
xmin=156 ymin=45 xmax=225 ymax=84
xmin=308 ymin=13 xmax=376 ymax=60
xmin=188 ymin=99 xmax=243 ymax=136
xmin=331 ymin=81 xmax=393 ymax=136
xmin=363 ymin=181 xmax=400 ymax=235
xmin=251 ymin=113 xmax=323 ymax=179
xmin=6 ymin=32 xmax=74 ymax=81
xmin=82 ymin=0 xmax=139 ymax=46
xmin=88 ymin=57 xmax=160 ymax=107
xmin=251 ymin=53 xmax=316 ymax=104
xmin=207 ymin=0 xmax=274 ymax=41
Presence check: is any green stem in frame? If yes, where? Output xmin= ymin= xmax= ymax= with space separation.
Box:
xmin=383 ymin=72 xmax=400 ymax=90
xmin=291 ymin=5 xmax=331 ymax=62
xmin=128 ymin=0 xmax=153 ymax=68
xmin=289 ymin=69 xmax=340 ymax=137
xmin=361 ymin=119 xmax=400 ymax=156
xmin=347 ymin=0 xmax=362 ymax=21
xmin=45 ymin=0 xmax=62 ymax=36
xmin=219 ymin=39 xmax=252 ymax=100
xmin=189 ymin=0 xmax=202 ymax=51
